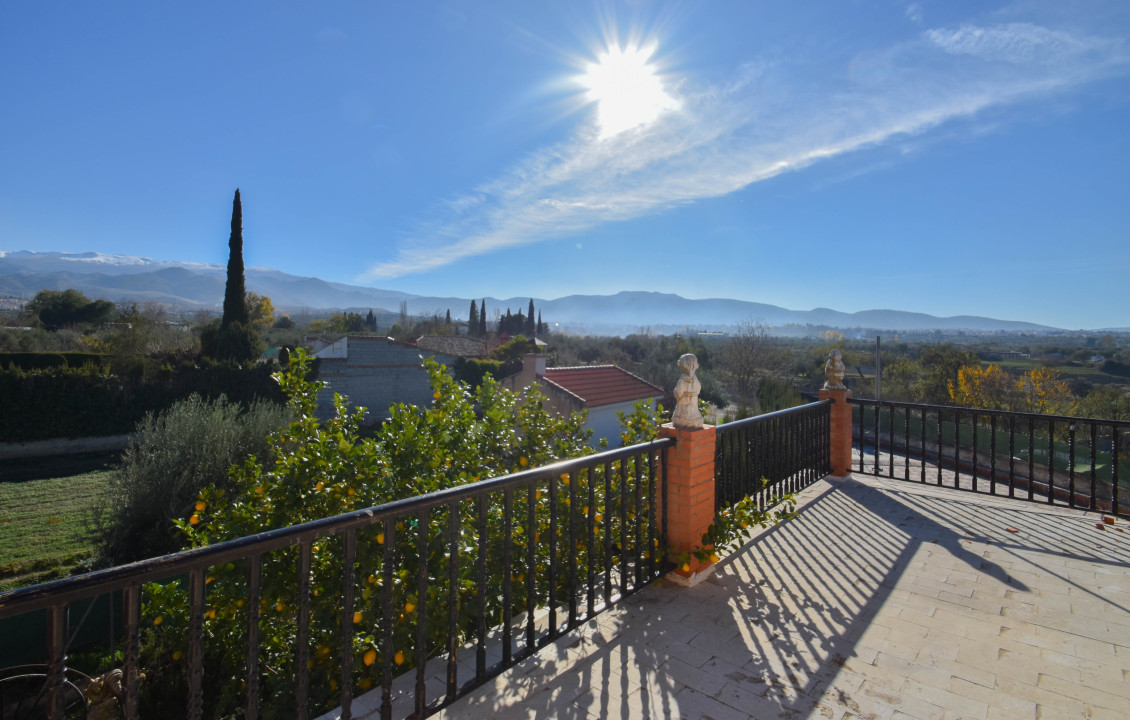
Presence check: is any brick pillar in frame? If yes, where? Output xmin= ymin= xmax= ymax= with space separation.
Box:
xmin=819 ymin=387 xmax=853 ymax=478
xmin=658 ymin=423 xmax=717 ymax=586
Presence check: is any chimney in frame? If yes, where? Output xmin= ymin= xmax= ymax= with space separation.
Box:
xmin=522 ymin=353 xmax=546 ymax=384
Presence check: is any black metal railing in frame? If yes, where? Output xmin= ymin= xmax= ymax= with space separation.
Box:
xmin=852 ymin=398 xmax=1129 ymax=516
xmin=714 ymin=400 xmax=832 ymax=511
xmin=0 ymin=439 xmax=672 ymax=720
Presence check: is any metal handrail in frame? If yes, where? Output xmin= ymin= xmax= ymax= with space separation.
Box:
xmin=0 ymin=437 xmax=673 ymax=720
xmin=850 ymin=397 xmax=1127 ymax=516
xmin=715 ymin=400 xmax=832 ymax=510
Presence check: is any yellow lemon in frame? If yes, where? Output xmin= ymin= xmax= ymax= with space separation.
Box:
xmin=315 ymin=481 xmax=324 ymax=491
xmin=681 ymin=563 xmax=691 ymax=573
xmin=353 ymin=611 xmax=363 ymax=624
xmin=152 ymin=615 xmax=163 ymax=626
xmin=194 ymin=500 xmax=206 ymax=512
xmin=394 ymin=650 xmax=405 ymax=666
xmin=710 ymin=553 xmax=720 ymax=564
xmin=188 ymin=514 xmax=200 ymax=525
xmin=405 ymin=601 xmax=416 ymax=613
xmin=172 ymin=650 xmax=183 ymax=661
xmin=377 ymin=532 xmax=385 ymax=545
xmin=363 ymin=649 xmax=377 ymax=667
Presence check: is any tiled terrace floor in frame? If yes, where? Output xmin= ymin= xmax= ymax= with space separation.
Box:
xmin=424 ymin=472 xmax=1130 ymax=719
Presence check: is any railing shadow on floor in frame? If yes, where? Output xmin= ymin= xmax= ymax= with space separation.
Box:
xmin=419 ymin=475 xmax=1050 ymax=719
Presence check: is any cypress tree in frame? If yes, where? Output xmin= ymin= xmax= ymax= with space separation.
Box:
xmin=479 ymin=300 xmax=487 ymax=336
xmin=526 ymin=298 xmax=536 ymax=336
xmin=469 ymin=299 xmax=477 ymax=335
xmin=222 ymin=189 xmax=248 ymax=327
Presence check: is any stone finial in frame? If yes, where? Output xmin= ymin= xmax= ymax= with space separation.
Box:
xmin=823 ymin=349 xmax=847 ymax=390
xmin=672 ymin=353 xmax=705 ymax=429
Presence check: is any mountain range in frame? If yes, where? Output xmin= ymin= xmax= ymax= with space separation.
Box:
xmin=0 ymin=251 xmax=1061 ymax=334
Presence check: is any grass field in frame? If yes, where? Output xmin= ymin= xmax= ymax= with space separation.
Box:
xmin=0 ymin=452 xmax=118 ymax=591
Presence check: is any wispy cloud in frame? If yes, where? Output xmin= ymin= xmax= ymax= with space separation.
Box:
xmin=361 ymin=20 xmax=1128 ymax=281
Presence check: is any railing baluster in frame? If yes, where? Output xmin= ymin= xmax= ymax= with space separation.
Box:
xmin=603 ymin=460 xmax=613 ymax=605
xmin=446 ymin=501 xmax=460 ymax=701
xmin=646 ymin=451 xmax=657 ymax=579
xmin=990 ymin=415 xmax=997 ymax=495
xmin=1008 ymin=415 xmax=1016 ymax=498
xmin=971 ymin=412 xmax=978 ymax=492
xmin=502 ymin=489 xmax=513 ymax=665
xmin=1113 ymin=427 xmax=1121 ymax=516
xmin=887 ymin=403 xmax=894 ymax=478
xmin=415 ymin=509 xmax=429 ymax=718
xmin=245 ymin=555 xmax=262 ymax=720
xmin=526 ymin=483 xmax=536 ymax=652
xmin=1048 ymin=420 xmax=1056 ymax=505
xmin=919 ymin=409 xmax=926 ymax=484
xmin=123 ymin=585 xmax=140 ymax=720
xmin=618 ymin=457 xmax=629 ymax=598
xmin=296 ymin=541 xmax=312 ymax=720
xmin=476 ymin=495 xmax=487 ymax=679
xmin=185 ymin=567 xmax=205 ymax=720
xmin=341 ymin=532 xmax=356 ymax=720
xmin=857 ymin=405 xmax=864 ymax=473
xmin=1028 ymin=416 xmax=1035 ymax=502
xmin=903 ymin=407 xmax=910 ymax=480
xmin=873 ymin=402 xmax=880 ymax=474
xmin=45 ymin=603 xmax=65 ymax=720
xmin=1089 ymin=423 xmax=1097 ymax=511
xmin=568 ymin=470 xmax=578 ymax=627
xmin=936 ymin=409 xmax=943 ymax=485
xmin=548 ymin=473 xmax=558 ymax=640
xmin=380 ymin=518 xmax=395 ymax=720
xmin=587 ymin=466 xmax=597 ymax=614
xmin=1068 ymin=422 xmax=1077 ymax=508
xmin=632 ymin=455 xmax=643 ymax=589
xmin=953 ymin=410 xmax=961 ymax=488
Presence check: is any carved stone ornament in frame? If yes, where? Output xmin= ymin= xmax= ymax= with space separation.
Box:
xmin=671 ymin=353 xmax=705 ymax=429
xmin=824 ymin=349 xmax=847 ymax=390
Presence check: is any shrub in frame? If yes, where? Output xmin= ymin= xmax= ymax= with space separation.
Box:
xmin=141 ymin=350 xmax=599 ymax=717
xmin=94 ymin=394 xmax=289 ymax=565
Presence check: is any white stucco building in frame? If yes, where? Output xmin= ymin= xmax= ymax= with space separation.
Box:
xmin=502 ymin=354 xmax=664 ymax=447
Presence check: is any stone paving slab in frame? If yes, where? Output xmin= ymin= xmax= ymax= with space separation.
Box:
xmin=422 ymin=472 xmax=1130 ymax=720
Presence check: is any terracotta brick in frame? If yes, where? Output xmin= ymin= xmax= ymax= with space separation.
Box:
xmin=659 ymin=424 xmax=718 ymax=578
xmin=820 ymin=388 xmax=853 ymax=476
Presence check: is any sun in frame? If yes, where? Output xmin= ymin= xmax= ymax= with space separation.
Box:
xmin=580 ymin=43 xmax=679 ymax=139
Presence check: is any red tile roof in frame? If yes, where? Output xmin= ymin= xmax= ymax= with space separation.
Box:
xmin=543 ymin=366 xmax=664 ymax=408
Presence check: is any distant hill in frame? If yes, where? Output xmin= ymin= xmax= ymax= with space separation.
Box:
xmin=0 ymin=250 xmax=1058 ymax=333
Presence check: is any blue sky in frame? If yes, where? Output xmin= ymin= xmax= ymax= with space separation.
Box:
xmin=2 ymin=1 xmax=1128 ymax=330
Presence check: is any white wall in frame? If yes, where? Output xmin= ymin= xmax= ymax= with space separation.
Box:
xmin=584 ymin=398 xmax=661 ymax=448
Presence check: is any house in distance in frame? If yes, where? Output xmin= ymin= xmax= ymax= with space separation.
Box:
xmin=502 ymin=354 xmax=664 ymax=447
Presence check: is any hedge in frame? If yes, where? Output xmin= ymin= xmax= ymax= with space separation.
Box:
xmin=0 ymin=362 xmax=286 ymax=443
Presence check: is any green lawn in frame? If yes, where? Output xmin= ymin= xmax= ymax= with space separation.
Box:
xmin=0 ymin=452 xmax=118 ymax=591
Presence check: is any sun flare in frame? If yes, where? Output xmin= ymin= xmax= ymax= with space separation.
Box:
xmin=580 ymin=43 xmax=679 ymax=139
